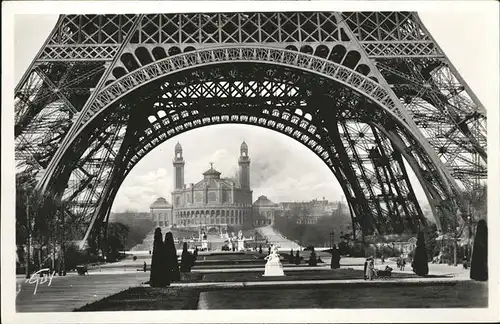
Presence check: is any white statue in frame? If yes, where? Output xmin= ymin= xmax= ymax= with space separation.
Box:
xmin=263 ymin=245 xmax=285 ymax=276
xmin=237 ymin=230 xmax=245 ymax=251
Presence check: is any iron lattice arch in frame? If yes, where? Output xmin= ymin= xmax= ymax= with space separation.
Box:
xmin=15 ymin=12 xmax=486 ymax=246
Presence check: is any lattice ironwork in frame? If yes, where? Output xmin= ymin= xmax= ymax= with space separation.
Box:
xmin=15 ymin=11 xmax=486 ymax=246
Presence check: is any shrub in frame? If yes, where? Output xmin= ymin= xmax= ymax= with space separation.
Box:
xmin=150 ymin=228 xmax=168 ymax=287
xmin=470 ymin=219 xmax=488 ymax=281
xmin=192 ymin=247 xmax=198 ymax=267
xmin=308 ymin=247 xmax=317 ymax=267
xmin=180 ymin=242 xmax=193 ymax=273
xmin=338 ymin=241 xmax=350 ymax=256
xmin=164 ymin=232 xmax=180 ymax=282
xmin=65 ymin=244 xmax=92 ymax=271
xmin=412 ymin=232 xmax=429 ymax=276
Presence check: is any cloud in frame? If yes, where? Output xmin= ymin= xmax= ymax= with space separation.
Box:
xmin=111 ymin=123 xmax=430 ymax=213
xmin=111 ymin=125 xmax=349 ymax=212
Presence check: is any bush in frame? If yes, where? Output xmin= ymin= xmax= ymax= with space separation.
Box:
xmin=308 ymin=247 xmax=317 ymax=267
xmin=412 ymin=232 xmax=429 ymax=276
xmin=180 ymin=242 xmax=194 ymax=273
xmin=348 ymin=243 xmax=366 ymax=257
xmin=295 ymin=250 xmax=300 ymax=265
xmin=150 ymin=228 xmax=168 ymax=287
xmin=338 ymin=241 xmax=350 ymax=256
xmin=192 ymin=247 xmax=198 ymax=267
xmin=65 ymin=244 xmax=92 ymax=270
xmin=470 ymin=220 xmax=488 ymax=281
xmin=165 ymin=232 xmax=180 ymax=282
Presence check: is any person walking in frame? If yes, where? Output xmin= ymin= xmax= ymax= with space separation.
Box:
xmin=367 ymin=257 xmax=375 ymax=280
xmin=143 ymin=262 xmax=147 ymax=272
xmin=330 ymin=245 xmax=341 ymax=269
xmin=363 ymin=258 xmax=369 ymax=280
xmin=399 ymin=255 xmax=406 ymax=271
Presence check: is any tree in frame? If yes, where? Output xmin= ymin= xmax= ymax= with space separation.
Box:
xmin=180 ymin=242 xmax=193 ymax=273
xmin=424 ymin=223 xmax=439 ymax=260
xmin=16 ymin=182 xmax=69 ymax=275
xmin=272 ymin=201 xmax=352 ymax=248
xmin=164 ymin=232 xmax=180 ymax=282
xmin=150 ymin=228 xmax=168 ymax=287
xmin=192 ymin=247 xmax=198 ymax=268
xmin=470 ymin=219 xmax=488 ymax=281
xmin=308 ymin=247 xmax=317 ymax=266
xmin=109 ymin=211 xmax=154 ymax=250
xmin=439 ymin=185 xmax=487 ymax=266
xmin=412 ymin=232 xmax=429 ymax=276
xmin=464 ymin=185 xmax=487 ymax=220
xmin=98 ymin=222 xmax=130 ymax=262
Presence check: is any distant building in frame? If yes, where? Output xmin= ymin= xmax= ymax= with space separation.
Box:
xmin=252 ymin=195 xmax=282 ymax=226
xmin=279 ymin=198 xmax=338 ymax=224
xmin=169 ymin=142 xmax=253 ymax=231
xmin=150 ymin=197 xmax=173 ymax=228
xmin=110 ymin=211 xmax=152 ymax=226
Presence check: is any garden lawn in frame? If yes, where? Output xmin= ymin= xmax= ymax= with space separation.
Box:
xmin=199 ymin=281 xmax=488 ymax=309
xmin=200 ymin=268 xmax=418 ymax=282
xmin=76 ymin=287 xmax=199 ymax=311
xmin=143 ymin=269 xmax=420 ymax=285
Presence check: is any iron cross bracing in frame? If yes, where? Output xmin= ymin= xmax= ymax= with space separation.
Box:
xmin=15 ymin=12 xmax=486 ymax=246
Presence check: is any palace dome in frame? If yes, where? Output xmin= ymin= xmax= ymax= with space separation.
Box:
xmin=150 ymin=197 xmax=171 ymax=208
xmin=253 ymin=195 xmax=279 ymax=207
xmin=202 ymin=164 xmax=222 ymax=179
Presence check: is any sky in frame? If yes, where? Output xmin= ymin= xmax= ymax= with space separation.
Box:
xmin=12 ymin=5 xmax=498 ymax=213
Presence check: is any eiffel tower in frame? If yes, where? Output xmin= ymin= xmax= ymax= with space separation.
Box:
xmin=15 ymin=12 xmax=486 ymax=246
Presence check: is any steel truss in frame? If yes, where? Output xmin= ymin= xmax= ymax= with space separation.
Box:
xmin=14 ymin=12 xmax=486 ymax=246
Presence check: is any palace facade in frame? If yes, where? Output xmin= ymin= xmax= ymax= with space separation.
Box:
xmin=150 ymin=197 xmax=173 ymax=227
xmin=252 ymin=195 xmax=281 ymax=226
xmin=150 ymin=142 xmax=253 ymax=230
xmin=149 ymin=144 xmax=343 ymax=229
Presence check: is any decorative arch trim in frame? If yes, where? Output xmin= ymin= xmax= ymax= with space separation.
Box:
xmin=82 ymin=46 xmax=406 ymax=131
xmin=41 ymin=45 xmax=418 ymax=193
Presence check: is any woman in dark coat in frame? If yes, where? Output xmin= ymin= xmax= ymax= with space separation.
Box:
xmin=330 ymin=245 xmax=341 ymax=269
xmin=363 ymin=258 xmax=368 ymax=280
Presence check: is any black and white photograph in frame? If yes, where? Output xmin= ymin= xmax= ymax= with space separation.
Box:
xmin=2 ymin=1 xmax=499 ymax=323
